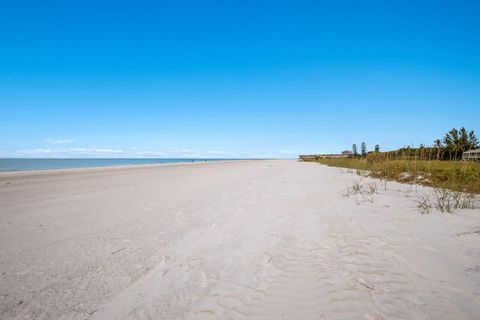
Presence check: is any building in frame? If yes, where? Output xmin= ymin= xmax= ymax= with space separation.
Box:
xmin=462 ymin=149 xmax=480 ymax=160
xmin=299 ymin=151 xmax=352 ymax=161
xmin=298 ymin=155 xmax=317 ymax=161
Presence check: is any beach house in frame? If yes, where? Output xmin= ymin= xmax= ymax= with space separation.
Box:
xmin=462 ymin=149 xmax=480 ymax=160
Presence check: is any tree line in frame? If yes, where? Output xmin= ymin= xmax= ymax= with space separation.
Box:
xmin=351 ymin=127 xmax=479 ymax=161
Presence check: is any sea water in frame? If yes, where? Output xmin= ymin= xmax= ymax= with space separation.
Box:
xmin=0 ymin=158 xmax=240 ymax=172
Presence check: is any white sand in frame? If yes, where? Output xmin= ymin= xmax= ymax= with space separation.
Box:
xmin=1 ymin=160 xmax=479 ymax=319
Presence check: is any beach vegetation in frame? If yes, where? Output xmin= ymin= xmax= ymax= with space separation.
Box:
xmin=302 ymin=128 xmax=480 ymax=194
xmin=415 ymin=189 xmax=479 ymax=214
xmin=313 ymin=157 xmax=480 ymax=194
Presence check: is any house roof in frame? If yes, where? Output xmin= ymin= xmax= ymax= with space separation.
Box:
xmin=463 ymin=149 xmax=480 ymax=153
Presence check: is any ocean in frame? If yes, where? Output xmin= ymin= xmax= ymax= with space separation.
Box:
xmin=0 ymin=158 xmax=241 ymax=172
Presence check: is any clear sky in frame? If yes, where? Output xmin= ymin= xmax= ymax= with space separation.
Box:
xmin=1 ymin=0 xmax=479 ymax=158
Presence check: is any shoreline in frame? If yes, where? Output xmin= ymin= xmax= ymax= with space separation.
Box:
xmin=0 ymin=159 xmax=265 ymax=180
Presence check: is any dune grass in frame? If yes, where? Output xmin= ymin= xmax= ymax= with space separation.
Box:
xmin=310 ymin=158 xmax=480 ymax=194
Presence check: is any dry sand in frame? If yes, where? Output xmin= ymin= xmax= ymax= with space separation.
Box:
xmin=1 ymin=160 xmax=479 ymax=320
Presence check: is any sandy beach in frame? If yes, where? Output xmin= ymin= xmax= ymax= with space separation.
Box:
xmin=1 ymin=160 xmax=479 ymax=320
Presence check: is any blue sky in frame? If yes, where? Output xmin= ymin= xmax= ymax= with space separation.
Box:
xmin=1 ymin=0 xmax=479 ymax=158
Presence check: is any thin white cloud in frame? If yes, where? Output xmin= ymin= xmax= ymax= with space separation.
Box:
xmin=129 ymin=150 xmax=167 ymax=157
xmin=249 ymin=152 xmax=274 ymax=158
xmin=278 ymin=150 xmax=298 ymax=155
xmin=67 ymin=147 xmax=124 ymax=155
xmin=11 ymin=147 xmax=124 ymax=157
xmin=44 ymin=138 xmax=75 ymax=145
xmin=207 ymin=150 xmax=232 ymax=156
xmin=5 ymin=147 xmax=207 ymax=158
xmin=16 ymin=148 xmax=54 ymax=155
xmin=164 ymin=148 xmax=201 ymax=157
xmin=3 ymin=146 xmax=289 ymax=159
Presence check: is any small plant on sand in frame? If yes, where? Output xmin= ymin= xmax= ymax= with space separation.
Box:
xmin=352 ymin=181 xmax=362 ymax=193
xmin=414 ymin=193 xmax=433 ymax=214
xmin=368 ymin=184 xmax=378 ymax=195
xmin=415 ymin=189 xmax=479 ymax=214
xmin=344 ymin=181 xmax=378 ymax=204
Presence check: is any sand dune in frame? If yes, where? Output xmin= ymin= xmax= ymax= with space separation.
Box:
xmin=1 ymin=160 xmax=479 ymax=319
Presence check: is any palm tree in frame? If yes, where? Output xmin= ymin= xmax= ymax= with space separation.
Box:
xmin=459 ymin=127 xmax=469 ymax=155
xmin=443 ymin=128 xmax=461 ymax=160
xmin=434 ymin=139 xmax=442 ymax=160
xmin=442 ymin=128 xmax=479 ymax=160
xmin=468 ymin=130 xmax=479 ymax=150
